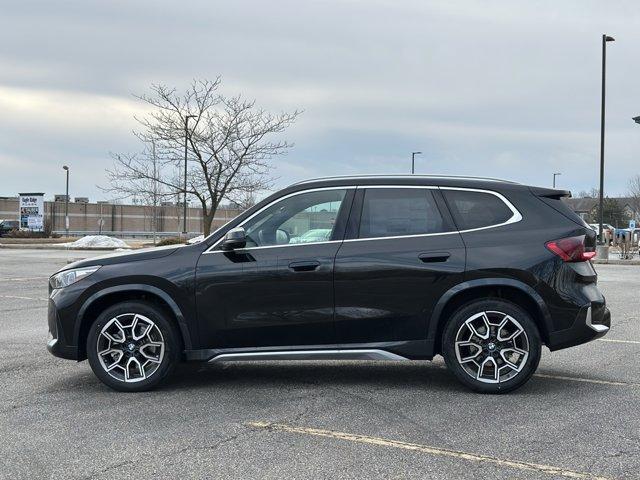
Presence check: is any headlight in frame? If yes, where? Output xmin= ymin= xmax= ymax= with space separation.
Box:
xmin=50 ymin=266 xmax=101 ymax=289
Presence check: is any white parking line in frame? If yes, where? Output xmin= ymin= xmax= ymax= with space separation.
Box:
xmin=598 ymin=338 xmax=640 ymax=345
xmin=534 ymin=373 xmax=637 ymax=387
xmin=0 ymin=294 xmax=48 ymax=301
xmin=247 ymin=422 xmax=612 ymax=480
xmin=0 ymin=276 xmax=49 ymax=282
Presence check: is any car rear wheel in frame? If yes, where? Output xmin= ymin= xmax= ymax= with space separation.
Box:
xmin=86 ymin=301 xmax=180 ymax=392
xmin=442 ymin=299 xmax=541 ymax=394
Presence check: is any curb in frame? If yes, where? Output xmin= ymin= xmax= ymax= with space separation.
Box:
xmin=592 ymin=259 xmax=640 ymax=265
xmin=0 ymin=244 xmax=130 ymax=251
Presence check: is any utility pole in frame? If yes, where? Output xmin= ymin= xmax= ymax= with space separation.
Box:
xmin=62 ymin=165 xmax=69 ymax=237
xmin=598 ymin=34 xmax=615 ymax=244
xmin=183 ymin=115 xmax=196 ymax=237
xmin=152 ymin=140 xmax=158 ymax=245
xmin=553 ymin=172 xmax=561 ymax=188
xmin=411 ymin=151 xmax=422 ymax=174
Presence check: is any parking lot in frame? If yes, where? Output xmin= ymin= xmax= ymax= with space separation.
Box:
xmin=1 ymin=248 xmax=639 ymax=479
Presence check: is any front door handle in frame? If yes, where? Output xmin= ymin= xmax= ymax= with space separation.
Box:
xmin=288 ymin=260 xmax=321 ymax=272
xmin=418 ymin=252 xmax=451 ymax=263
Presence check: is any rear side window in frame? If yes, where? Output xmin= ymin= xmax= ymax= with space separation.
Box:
xmin=358 ymin=188 xmax=449 ymax=239
xmin=443 ymin=190 xmax=514 ymax=231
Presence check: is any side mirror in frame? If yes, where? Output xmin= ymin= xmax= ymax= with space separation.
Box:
xmin=220 ymin=227 xmax=247 ymax=250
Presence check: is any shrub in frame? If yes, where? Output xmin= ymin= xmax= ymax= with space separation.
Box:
xmin=4 ymin=229 xmax=49 ymax=238
xmin=156 ymin=237 xmax=185 ymax=247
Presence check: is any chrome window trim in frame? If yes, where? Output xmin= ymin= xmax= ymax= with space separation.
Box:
xmin=203 ymin=186 xmax=355 ymax=254
xmin=203 ymin=184 xmax=522 ymax=253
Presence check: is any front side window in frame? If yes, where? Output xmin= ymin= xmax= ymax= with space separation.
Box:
xmin=358 ymin=188 xmax=449 ymax=239
xmin=443 ymin=190 xmax=515 ymax=230
xmin=241 ymin=189 xmax=348 ymax=247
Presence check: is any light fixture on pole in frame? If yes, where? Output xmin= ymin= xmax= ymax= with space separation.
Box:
xmin=183 ymin=115 xmax=196 ymax=236
xmin=552 ymin=172 xmax=561 ymax=188
xmin=633 ymin=116 xmax=640 ymax=125
xmin=411 ymin=151 xmax=422 ymax=175
xmin=597 ymin=34 xmax=615 ymax=244
xmin=62 ymin=165 xmax=69 ymax=237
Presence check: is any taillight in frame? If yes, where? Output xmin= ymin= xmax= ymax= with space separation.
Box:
xmin=545 ymin=235 xmax=596 ymax=262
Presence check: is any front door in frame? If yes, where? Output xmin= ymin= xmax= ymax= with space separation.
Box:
xmin=334 ymin=186 xmax=466 ymax=346
xmin=196 ymin=187 xmax=354 ymax=349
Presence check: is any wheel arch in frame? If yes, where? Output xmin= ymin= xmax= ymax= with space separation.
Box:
xmin=74 ymin=284 xmax=192 ymax=361
xmin=428 ymin=279 xmax=552 ymax=355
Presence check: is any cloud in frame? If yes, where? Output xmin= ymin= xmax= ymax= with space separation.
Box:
xmin=0 ymin=0 xmax=639 ymax=201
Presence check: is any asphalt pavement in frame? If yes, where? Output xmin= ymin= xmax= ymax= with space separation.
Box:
xmin=0 ymin=248 xmax=639 ymax=479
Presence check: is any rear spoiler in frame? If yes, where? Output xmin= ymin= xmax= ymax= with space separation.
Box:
xmin=529 ymin=186 xmax=571 ymax=199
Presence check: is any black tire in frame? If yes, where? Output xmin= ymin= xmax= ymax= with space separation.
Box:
xmin=441 ymin=299 xmax=541 ymax=394
xmin=86 ymin=301 xmax=180 ymax=392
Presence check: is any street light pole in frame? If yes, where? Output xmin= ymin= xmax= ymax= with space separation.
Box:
xmin=552 ymin=172 xmax=561 ymax=188
xmin=183 ymin=115 xmax=196 ymax=236
xmin=62 ymin=165 xmax=69 ymax=237
xmin=598 ymin=34 xmax=615 ymax=244
xmin=411 ymin=151 xmax=422 ymax=174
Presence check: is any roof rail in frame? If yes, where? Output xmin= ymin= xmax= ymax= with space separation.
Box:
xmin=291 ymin=174 xmax=520 ymax=186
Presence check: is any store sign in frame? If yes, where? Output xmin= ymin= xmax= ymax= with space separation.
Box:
xmin=18 ymin=193 xmax=45 ymax=231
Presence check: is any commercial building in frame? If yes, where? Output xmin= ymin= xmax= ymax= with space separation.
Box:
xmin=0 ymin=196 xmax=241 ymax=237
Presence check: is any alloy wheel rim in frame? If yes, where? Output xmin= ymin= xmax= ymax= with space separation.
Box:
xmin=454 ymin=310 xmax=529 ymax=384
xmin=97 ymin=313 xmax=165 ymax=383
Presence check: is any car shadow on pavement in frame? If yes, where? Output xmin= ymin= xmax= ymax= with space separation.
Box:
xmin=49 ymin=361 xmax=612 ymax=396
xmin=157 ymin=361 xmax=594 ymax=396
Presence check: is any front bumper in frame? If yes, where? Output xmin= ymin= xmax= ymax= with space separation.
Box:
xmin=547 ymin=302 xmax=610 ymax=351
xmin=47 ymin=297 xmax=78 ymax=360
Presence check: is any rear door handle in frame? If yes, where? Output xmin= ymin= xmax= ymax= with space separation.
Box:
xmin=288 ymin=260 xmax=321 ymax=272
xmin=418 ymin=252 xmax=451 ymax=263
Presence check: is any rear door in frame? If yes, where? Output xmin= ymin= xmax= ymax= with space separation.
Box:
xmin=333 ymin=186 xmax=466 ymax=346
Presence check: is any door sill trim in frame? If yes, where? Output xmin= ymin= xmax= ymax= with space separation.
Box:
xmin=208 ymin=349 xmax=410 ymax=363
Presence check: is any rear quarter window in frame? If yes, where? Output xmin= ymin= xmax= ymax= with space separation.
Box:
xmin=542 ymin=197 xmax=590 ymax=228
xmin=443 ymin=190 xmax=515 ymax=231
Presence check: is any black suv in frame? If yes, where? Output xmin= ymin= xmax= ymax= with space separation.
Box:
xmin=47 ymin=176 xmax=610 ymax=393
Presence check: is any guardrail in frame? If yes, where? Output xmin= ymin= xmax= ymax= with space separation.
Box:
xmin=52 ymin=230 xmax=202 ymax=239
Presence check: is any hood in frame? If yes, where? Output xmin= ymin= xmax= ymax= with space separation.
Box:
xmin=60 ymin=244 xmax=183 ymax=271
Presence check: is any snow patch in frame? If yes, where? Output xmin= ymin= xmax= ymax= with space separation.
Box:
xmin=65 ymin=235 xmax=131 ymax=249
xmin=187 ymin=234 xmax=205 ymax=244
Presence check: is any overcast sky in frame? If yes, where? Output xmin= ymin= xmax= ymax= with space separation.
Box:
xmin=1 ymin=0 xmax=639 ymax=201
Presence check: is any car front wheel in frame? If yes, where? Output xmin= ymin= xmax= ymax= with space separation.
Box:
xmin=442 ymin=299 xmax=542 ymax=394
xmin=86 ymin=301 xmax=180 ymax=392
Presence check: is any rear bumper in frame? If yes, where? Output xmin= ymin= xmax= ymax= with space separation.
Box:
xmin=547 ymin=302 xmax=610 ymax=351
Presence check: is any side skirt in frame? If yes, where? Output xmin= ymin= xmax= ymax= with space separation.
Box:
xmin=208 ymin=349 xmax=409 ymax=363
xmin=184 ymin=339 xmax=433 ymax=362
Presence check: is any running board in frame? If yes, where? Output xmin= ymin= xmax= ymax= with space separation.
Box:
xmin=208 ymin=349 xmax=410 ymax=363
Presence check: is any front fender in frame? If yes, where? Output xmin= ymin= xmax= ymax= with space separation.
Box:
xmin=73 ymin=284 xmax=193 ymax=350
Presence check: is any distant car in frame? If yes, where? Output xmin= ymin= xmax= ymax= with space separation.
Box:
xmin=588 ymin=223 xmax=615 ymax=240
xmin=289 ymin=228 xmax=332 ymax=244
xmin=0 ymin=219 xmax=19 ymax=236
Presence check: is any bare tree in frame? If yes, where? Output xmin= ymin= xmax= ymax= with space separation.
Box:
xmin=627 ymin=174 xmax=640 ymax=220
xmin=576 ymin=188 xmax=600 ymax=198
xmin=103 ymin=79 xmax=301 ymax=235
